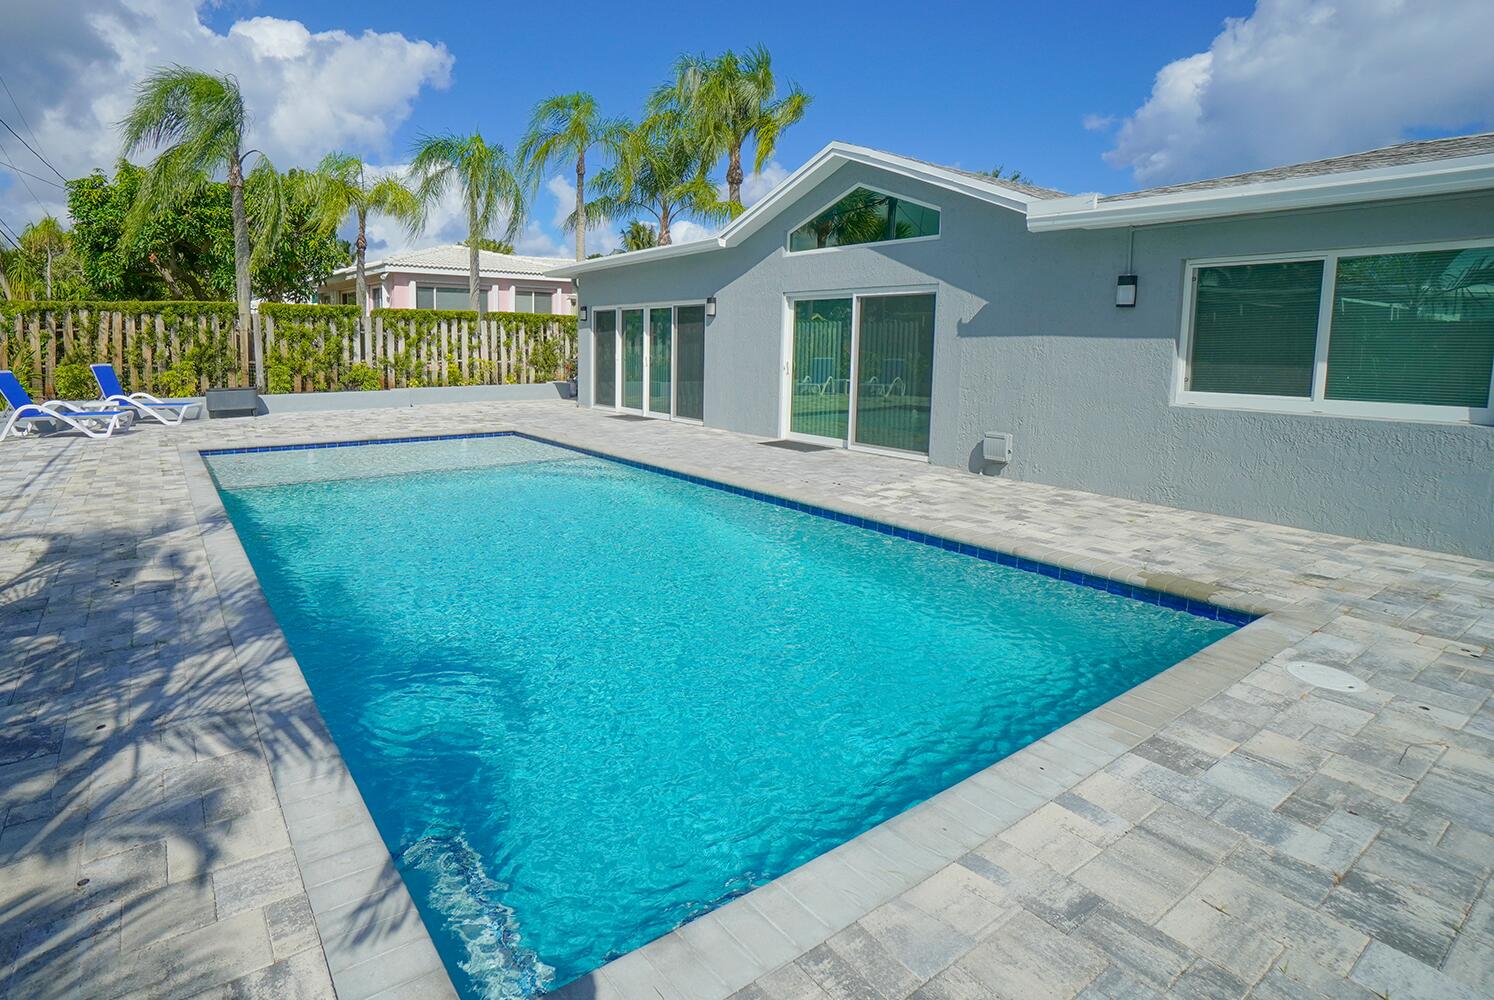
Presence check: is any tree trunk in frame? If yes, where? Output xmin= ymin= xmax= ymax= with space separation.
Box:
xmin=0 ymin=256 xmax=12 ymax=300
xmin=658 ymin=203 xmax=672 ymax=247
xmin=575 ymin=152 xmax=586 ymax=261
xmin=45 ymin=251 xmax=52 ymax=299
xmin=355 ymin=208 xmax=369 ymax=316
xmin=727 ymin=144 xmax=745 ymax=211
xmin=228 ymin=153 xmax=258 ymax=388
xmin=467 ymin=198 xmax=482 ymax=314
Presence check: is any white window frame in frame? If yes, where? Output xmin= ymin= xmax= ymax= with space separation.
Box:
xmin=513 ymin=287 xmax=556 ymax=314
xmin=1174 ymin=237 xmax=1494 ymax=425
xmin=778 ymin=283 xmax=938 ymax=461
xmin=416 ymin=283 xmax=487 ymax=310
xmin=590 ymin=300 xmax=708 ymax=424
xmin=784 ymin=184 xmax=942 ymax=256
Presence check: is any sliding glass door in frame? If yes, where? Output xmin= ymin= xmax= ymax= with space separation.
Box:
xmin=675 ymin=306 xmax=705 ymax=421
xmin=648 ymin=308 xmax=672 ymax=415
xmin=787 ymin=292 xmax=935 ymax=455
xmin=855 ymin=294 xmax=935 ymax=453
xmin=790 ymin=298 xmax=853 ymax=440
xmin=593 ymin=310 xmax=617 ymax=407
xmin=592 ymin=304 xmax=707 ymax=421
xmin=621 ymin=309 xmax=644 ymax=410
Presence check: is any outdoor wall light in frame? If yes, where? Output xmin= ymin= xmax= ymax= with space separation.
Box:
xmin=1115 ymin=274 xmax=1138 ymax=307
xmin=705 ymin=296 xmax=717 ymax=318
xmin=578 ymin=305 xmax=588 ymax=322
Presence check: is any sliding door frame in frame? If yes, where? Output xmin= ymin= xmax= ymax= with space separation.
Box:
xmin=590 ymin=300 xmax=708 ymax=423
xmin=779 ymin=283 xmax=938 ymax=460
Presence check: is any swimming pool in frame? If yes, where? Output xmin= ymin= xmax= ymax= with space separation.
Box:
xmin=206 ymin=434 xmax=1239 ymax=998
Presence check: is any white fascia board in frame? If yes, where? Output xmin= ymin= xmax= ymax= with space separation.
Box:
xmin=1026 ymin=153 xmax=1494 ymax=231
xmin=545 ymin=238 xmax=721 ymax=278
xmin=549 ymin=142 xmax=1041 ymax=278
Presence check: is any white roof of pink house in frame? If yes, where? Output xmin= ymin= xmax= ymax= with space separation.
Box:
xmin=332 ymin=244 xmax=573 ymax=280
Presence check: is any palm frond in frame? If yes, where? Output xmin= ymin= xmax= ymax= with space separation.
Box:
xmin=245 ymin=157 xmax=285 ymax=270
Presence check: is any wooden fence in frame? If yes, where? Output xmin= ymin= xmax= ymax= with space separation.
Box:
xmin=0 ymin=308 xmax=577 ymax=398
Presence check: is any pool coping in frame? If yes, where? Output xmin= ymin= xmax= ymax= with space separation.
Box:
xmin=185 ymin=425 xmax=1317 ymax=1000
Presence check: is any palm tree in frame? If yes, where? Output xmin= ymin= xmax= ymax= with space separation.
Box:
xmin=409 ymin=132 xmax=525 ymax=313
xmin=657 ymin=46 xmax=809 ymax=213
xmin=618 ymin=221 xmax=658 ymax=252
xmin=518 ymin=93 xmax=624 ymax=261
xmin=588 ymin=113 xmax=725 ymax=247
xmin=120 ymin=67 xmax=280 ymax=329
xmin=301 ymin=153 xmax=421 ymax=315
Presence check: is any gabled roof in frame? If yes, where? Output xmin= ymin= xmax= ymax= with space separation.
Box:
xmin=334 ymin=244 xmax=572 ymax=280
xmin=1027 ymin=132 xmax=1494 ymax=231
xmin=547 ymin=142 xmax=1058 ymax=278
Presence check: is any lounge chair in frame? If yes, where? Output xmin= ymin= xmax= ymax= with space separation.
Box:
xmin=90 ymin=363 xmax=202 ymax=425
xmin=1 ymin=370 xmax=134 ymax=441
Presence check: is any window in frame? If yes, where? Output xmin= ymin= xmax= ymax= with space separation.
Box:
xmin=788 ymin=187 xmax=940 ymax=253
xmin=788 ymin=292 xmax=936 ymax=455
xmin=593 ymin=310 xmax=617 ymax=407
xmin=1181 ymin=242 xmax=1494 ymax=421
xmin=340 ymin=292 xmax=355 ymax=305
xmin=416 ymin=285 xmax=475 ymax=310
xmin=514 ymin=288 xmax=553 ymax=314
xmin=1189 ymin=261 xmax=1323 ymax=397
xmin=675 ymin=305 xmax=705 ymax=421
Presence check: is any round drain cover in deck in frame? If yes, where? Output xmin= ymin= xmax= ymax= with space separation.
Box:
xmin=1286 ymin=660 xmax=1366 ymax=692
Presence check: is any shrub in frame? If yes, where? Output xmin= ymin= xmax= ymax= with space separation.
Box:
xmin=53 ymin=358 xmax=98 ymax=401
xmin=267 ymin=362 xmax=293 ymax=396
xmin=156 ymin=362 xmax=200 ymax=398
xmin=341 ymin=363 xmax=381 ymax=392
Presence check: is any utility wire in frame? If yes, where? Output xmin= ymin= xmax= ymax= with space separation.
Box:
xmin=0 ymin=115 xmax=65 ymax=182
xmin=0 ymin=73 xmax=41 ymax=150
xmin=0 ymin=159 xmax=64 ymax=190
xmin=0 ymin=135 xmax=48 ymax=214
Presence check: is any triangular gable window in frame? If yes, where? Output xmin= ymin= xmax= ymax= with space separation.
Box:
xmin=788 ymin=187 xmax=940 ymax=252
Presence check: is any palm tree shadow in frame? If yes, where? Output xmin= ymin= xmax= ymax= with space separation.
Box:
xmin=0 ymin=503 xmax=430 ymax=997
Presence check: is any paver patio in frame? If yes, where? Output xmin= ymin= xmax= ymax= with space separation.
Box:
xmin=1 ymin=400 xmax=1491 ymax=1000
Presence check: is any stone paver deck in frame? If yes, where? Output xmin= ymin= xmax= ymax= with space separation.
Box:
xmin=1 ymin=400 xmax=1491 ymax=1000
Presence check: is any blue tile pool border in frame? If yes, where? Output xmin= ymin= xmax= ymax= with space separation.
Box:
xmin=201 ymin=431 xmax=1258 ymax=627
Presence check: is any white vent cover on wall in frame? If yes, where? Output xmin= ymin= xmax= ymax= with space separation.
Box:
xmin=983 ymin=432 xmax=1012 ymax=464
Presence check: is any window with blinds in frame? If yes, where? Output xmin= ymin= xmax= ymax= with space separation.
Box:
xmin=1183 ymin=243 xmax=1494 ymax=421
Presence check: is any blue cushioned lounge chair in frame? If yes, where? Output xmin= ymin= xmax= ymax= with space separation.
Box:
xmin=1 ymin=370 xmax=134 ymax=440
xmin=90 ymin=363 xmax=202 ymax=425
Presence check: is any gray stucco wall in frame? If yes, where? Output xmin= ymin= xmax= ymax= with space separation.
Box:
xmin=574 ymin=162 xmax=1494 ymax=559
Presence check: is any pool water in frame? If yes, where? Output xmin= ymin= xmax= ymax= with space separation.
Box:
xmin=208 ymin=436 xmax=1236 ymax=998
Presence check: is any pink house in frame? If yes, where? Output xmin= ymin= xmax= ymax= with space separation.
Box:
xmin=317 ymin=244 xmax=576 ymax=314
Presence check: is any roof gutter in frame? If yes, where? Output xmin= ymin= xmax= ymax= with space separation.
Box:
xmin=1026 ymin=154 xmax=1494 ymax=232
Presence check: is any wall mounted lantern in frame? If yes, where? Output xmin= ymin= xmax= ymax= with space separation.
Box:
xmin=1115 ymin=274 xmax=1138 ymax=307
xmin=705 ymin=296 xmax=717 ymax=318
xmin=578 ymin=305 xmax=589 ymax=322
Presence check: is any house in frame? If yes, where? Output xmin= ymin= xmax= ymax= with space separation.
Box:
xmin=318 ymin=244 xmax=576 ymax=314
xmin=551 ymin=136 xmax=1494 ymax=560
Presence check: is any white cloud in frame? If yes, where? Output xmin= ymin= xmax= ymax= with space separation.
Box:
xmin=738 ymin=162 xmax=789 ymax=207
xmin=667 ymin=219 xmax=715 ymax=245
xmin=1081 ymin=113 xmax=1116 ymax=133
xmin=542 ymin=173 xmax=621 ymax=256
xmin=1104 ymin=0 xmax=1494 ymax=185
xmin=0 ymin=0 xmax=451 ymax=230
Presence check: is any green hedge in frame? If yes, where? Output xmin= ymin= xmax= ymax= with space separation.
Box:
xmin=0 ymin=300 xmax=239 ymax=322
xmin=260 ymin=302 xmax=361 ymax=322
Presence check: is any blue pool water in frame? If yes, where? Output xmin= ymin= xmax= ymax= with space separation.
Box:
xmin=207 ymin=436 xmax=1236 ymax=998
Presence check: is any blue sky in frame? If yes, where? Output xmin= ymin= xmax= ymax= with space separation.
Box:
xmin=197 ymin=0 xmax=1247 ymax=196
xmin=6 ymin=0 xmax=1493 ymax=256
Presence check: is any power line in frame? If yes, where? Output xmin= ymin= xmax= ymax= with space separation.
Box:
xmin=0 ymin=73 xmax=41 ymax=150
xmin=0 ymin=159 xmax=64 ymax=190
xmin=0 ymin=134 xmax=48 ymax=214
xmin=0 ymin=115 xmax=65 ymax=182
